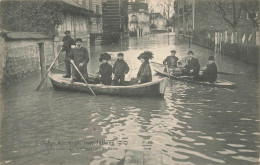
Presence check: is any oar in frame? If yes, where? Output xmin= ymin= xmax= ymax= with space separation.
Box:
xmin=70 ymin=61 xmax=96 ymax=96
xmin=35 ymin=49 xmax=62 ymax=91
xmin=217 ymin=71 xmax=239 ymax=75
xmin=166 ymin=64 xmax=172 ymax=84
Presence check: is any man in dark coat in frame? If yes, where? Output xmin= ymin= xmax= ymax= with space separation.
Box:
xmin=163 ymin=50 xmax=179 ymax=72
xmin=98 ymin=53 xmax=112 ymax=85
xmin=183 ymin=50 xmax=200 ymax=77
xmin=69 ymin=38 xmax=89 ymax=82
xmin=62 ymin=30 xmax=75 ymax=78
xmin=199 ymin=55 xmax=217 ymax=83
xmin=112 ymin=53 xmax=130 ymax=85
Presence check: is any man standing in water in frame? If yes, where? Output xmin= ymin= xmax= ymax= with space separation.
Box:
xmin=62 ymin=30 xmax=75 ymax=78
xmin=69 ymin=38 xmax=89 ymax=82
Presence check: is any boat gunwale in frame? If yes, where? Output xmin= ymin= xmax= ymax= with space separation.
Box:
xmin=150 ymin=62 xmax=236 ymax=88
xmin=49 ymin=68 xmax=167 ymax=90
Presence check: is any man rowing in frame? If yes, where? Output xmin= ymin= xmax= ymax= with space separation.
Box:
xmin=163 ymin=50 xmax=179 ymax=74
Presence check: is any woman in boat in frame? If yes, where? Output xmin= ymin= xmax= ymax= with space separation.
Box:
xmin=97 ymin=53 xmax=113 ymax=85
xmin=198 ymin=55 xmax=217 ymax=83
xmin=136 ymin=51 xmax=153 ymax=84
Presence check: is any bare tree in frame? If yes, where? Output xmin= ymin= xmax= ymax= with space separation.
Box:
xmin=214 ymin=0 xmax=243 ymax=30
xmin=241 ymin=0 xmax=259 ymax=29
xmin=157 ymin=0 xmax=173 ymax=19
xmin=146 ymin=0 xmax=154 ymax=13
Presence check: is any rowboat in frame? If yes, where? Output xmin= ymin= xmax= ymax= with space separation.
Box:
xmin=49 ymin=67 xmax=167 ymax=97
xmin=151 ymin=62 xmax=236 ymax=89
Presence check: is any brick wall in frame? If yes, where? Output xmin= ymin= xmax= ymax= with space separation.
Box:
xmin=1 ymin=38 xmax=54 ymax=84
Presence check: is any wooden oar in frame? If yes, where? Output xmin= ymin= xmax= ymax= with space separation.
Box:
xmin=70 ymin=61 xmax=96 ymax=96
xmin=217 ymin=71 xmax=239 ymax=75
xmin=166 ymin=65 xmax=172 ymax=84
xmin=35 ymin=50 xmax=62 ymax=91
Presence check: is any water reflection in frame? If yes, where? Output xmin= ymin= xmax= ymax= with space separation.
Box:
xmin=1 ymin=33 xmax=259 ymax=165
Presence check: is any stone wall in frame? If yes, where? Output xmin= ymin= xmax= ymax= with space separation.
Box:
xmin=1 ymin=37 xmax=54 ymax=84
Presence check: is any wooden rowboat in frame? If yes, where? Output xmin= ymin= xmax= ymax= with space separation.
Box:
xmin=49 ymin=67 xmax=167 ymax=97
xmin=151 ymin=62 xmax=236 ymax=89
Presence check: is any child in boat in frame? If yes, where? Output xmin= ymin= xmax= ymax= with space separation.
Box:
xmin=97 ymin=53 xmax=113 ymax=85
xmin=198 ymin=55 xmax=217 ymax=83
xmin=112 ymin=53 xmax=130 ymax=85
xmin=136 ymin=51 xmax=153 ymax=84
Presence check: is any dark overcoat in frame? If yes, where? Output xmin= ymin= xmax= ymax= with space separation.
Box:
xmin=137 ymin=61 xmax=152 ymax=84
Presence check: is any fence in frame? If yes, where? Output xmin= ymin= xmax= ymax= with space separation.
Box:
xmin=192 ymin=29 xmax=259 ymax=65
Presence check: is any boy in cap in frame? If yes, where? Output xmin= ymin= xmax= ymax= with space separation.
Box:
xmin=69 ymin=38 xmax=89 ymax=82
xmin=163 ymin=50 xmax=179 ymax=72
xmin=183 ymin=50 xmax=200 ymax=77
xmin=112 ymin=53 xmax=130 ymax=85
xmin=62 ymin=30 xmax=75 ymax=78
xmin=97 ymin=53 xmax=113 ymax=85
xmin=198 ymin=55 xmax=217 ymax=83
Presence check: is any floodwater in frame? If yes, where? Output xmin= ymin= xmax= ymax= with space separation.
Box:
xmin=1 ymin=33 xmax=259 ymax=165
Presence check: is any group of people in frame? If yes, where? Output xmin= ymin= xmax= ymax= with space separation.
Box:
xmin=61 ymin=30 xmax=217 ymax=85
xmin=96 ymin=51 xmax=153 ymax=85
xmin=163 ymin=49 xmax=218 ymax=83
xmin=61 ymin=30 xmax=154 ymax=85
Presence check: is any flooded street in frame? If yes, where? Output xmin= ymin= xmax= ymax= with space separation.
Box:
xmin=1 ymin=33 xmax=259 ymax=165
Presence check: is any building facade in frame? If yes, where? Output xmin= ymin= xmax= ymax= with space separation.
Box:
xmin=55 ymin=0 xmax=93 ymax=63
xmin=102 ymin=0 xmax=128 ymax=44
xmin=0 ymin=31 xmax=54 ymax=84
xmin=128 ymin=2 xmax=150 ymax=37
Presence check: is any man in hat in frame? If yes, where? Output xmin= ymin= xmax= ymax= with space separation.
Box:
xmin=163 ymin=50 xmax=179 ymax=72
xmin=198 ymin=55 xmax=217 ymax=83
xmin=62 ymin=30 xmax=75 ymax=78
xmin=183 ymin=50 xmax=200 ymax=77
xmin=69 ymin=38 xmax=89 ymax=82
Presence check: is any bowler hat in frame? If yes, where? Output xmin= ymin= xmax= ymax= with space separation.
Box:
xmin=208 ymin=55 xmax=215 ymax=61
xmin=64 ymin=30 xmax=70 ymax=34
xmin=170 ymin=50 xmax=176 ymax=53
xmin=99 ymin=53 xmax=111 ymax=62
xmin=75 ymin=38 xmax=82 ymax=42
xmin=187 ymin=50 xmax=194 ymax=55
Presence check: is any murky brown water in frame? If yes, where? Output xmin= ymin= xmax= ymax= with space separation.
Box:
xmin=1 ymin=33 xmax=259 ymax=165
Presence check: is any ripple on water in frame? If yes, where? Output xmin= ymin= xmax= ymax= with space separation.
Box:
xmin=227 ymin=144 xmax=245 ymax=148
xmin=180 ymin=137 xmax=195 ymax=142
xmin=238 ymin=149 xmax=256 ymax=153
xmin=232 ymin=155 xmax=259 ymax=163
xmin=198 ymin=136 xmax=214 ymax=140
xmin=240 ymin=118 xmax=252 ymax=121
xmin=217 ymin=149 xmax=237 ymax=155
xmin=193 ymin=143 xmax=206 ymax=146
xmin=252 ymin=132 xmax=260 ymax=136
